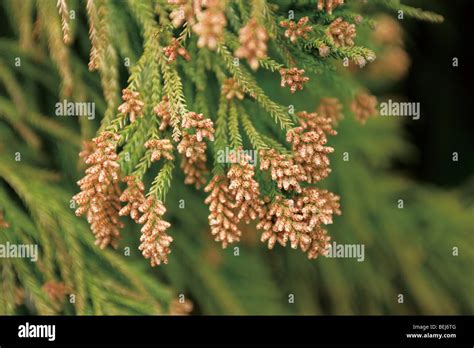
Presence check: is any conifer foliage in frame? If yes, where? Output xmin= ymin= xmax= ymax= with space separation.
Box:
xmin=69 ymin=0 xmax=442 ymax=265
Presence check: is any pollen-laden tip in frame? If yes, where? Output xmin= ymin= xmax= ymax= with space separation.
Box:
xmin=73 ymin=131 xmax=123 ymax=249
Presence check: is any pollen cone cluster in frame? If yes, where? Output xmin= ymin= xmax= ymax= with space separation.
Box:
xmin=154 ymin=96 xmax=172 ymax=131
xmin=192 ymin=2 xmax=226 ymax=50
xmin=78 ymin=140 xmax=95 ymax=165
xmin=222 ymin=78 xmax=244 ymax=100
xmin=258 ymin=188 xmax=340 ymax=259
xmin=318 ymin=43 xmax=330 ymax=58
xmin=203 ymin=110 xmax=340 ymax=254
xmin=280 ymin=67 xmax=309 ymax=93
xmin=235 ymin=19 xmax=269 ymax=70
xmin=145 ymin=139 xmax=174 ymax=162
xmin=177 ymin=112 xmax=215 ymax=189
xmin=119 ymin=176 xmax=173 ymax=266
xmin=168 ymin=0 xmax=196 ymax=28
xmin=328 ymin=17 xmax=356 ymax=47
xmin=259 ymin=149 xmax=306 ymax=193
xmin=118 ymin=89 xmax=145 ymax=123
xmin=287 ymin=113 xmax=336 ymax=183
xmin=178 ymin=134 xmax=208 ymax=188
xmin=317 ymin=0 xmax=344 ymax=14
xmin=296 ymin=110 xmax=336 ymax=132
xmin=316 ymin=97 xmax=344 ymax=125
xmin=204 ymin=175 xmax=242 ymax=248
xmin=73 ymin=132 xmax=123 ymax=249
xmin=280 ymin=16 xmax=312 ymax=43
xmin=351 ymin=92 xmax=378 ymax=124
xmin=227 ymin=151 xmax=264 ymax=223
xmin=137 ymin=196 xmax=173 ymax=266
xmin=119 ymin=176 xmax=146 ymax=223
xmin=71 ymin=1 xmax=352 ymax=266
xmin=164 ymin=38 xmax=191 ymax=62
xmin=181 ymin=111 xmax=215 ymax=142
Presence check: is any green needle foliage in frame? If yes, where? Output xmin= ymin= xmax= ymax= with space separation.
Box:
xmin=0 ymin=0 xmax=472 ymax=315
